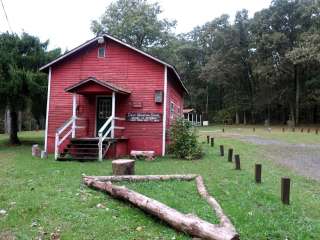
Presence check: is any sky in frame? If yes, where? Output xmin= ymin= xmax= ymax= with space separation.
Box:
xmin=0 ymin=0 xmax=271 ymax=51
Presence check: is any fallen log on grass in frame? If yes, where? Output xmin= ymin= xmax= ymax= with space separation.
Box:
xmin=85 ymin=174 xmax=198 ymax=182
xmin=83 ymin=176 xmax=239 ymax=240
xmin=196 ymin=176 xmax=236 ymax=232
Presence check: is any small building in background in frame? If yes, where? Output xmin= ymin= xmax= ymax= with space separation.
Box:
xmin=183 ymin=109 xmax=203 ymax=126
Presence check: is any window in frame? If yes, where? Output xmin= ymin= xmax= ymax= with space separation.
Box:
xmin=170 ymin=102 xmax=174 ymax=119
xmin=98 ymin=47 xmax=105 ymax=58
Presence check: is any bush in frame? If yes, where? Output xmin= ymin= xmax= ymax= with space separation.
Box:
xmin=212 ymin=109 xmax=233 ymax=124
xmin=169 ymin=118 xmax=203 ymax=160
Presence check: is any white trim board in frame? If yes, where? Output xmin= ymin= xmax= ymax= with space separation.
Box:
xmin=162 ymin=66 xmax=168 ymax=156
xmin=44 ymin=67 xmax=52 ymax=152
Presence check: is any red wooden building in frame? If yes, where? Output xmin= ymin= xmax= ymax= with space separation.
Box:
xmin=40 ymin=34 xmax=187 ymax=161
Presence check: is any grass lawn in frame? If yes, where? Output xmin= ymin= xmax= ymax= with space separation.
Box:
xmin=0 ymin=130 xmax=319 ymax=239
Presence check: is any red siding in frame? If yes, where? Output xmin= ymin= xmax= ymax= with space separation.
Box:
xmin=46 ymin=38 xmax=184 ymax=156
xmin=165 ymin=69 xmax=184 ymax=146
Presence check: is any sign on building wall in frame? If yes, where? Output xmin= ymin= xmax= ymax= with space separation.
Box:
xmin=126 ymin=112 xmax=162 ymax=122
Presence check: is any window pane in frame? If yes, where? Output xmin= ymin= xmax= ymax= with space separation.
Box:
xmin=98 ymin=47 xmax=105 ymax=57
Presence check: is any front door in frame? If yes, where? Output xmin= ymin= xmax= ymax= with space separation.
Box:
xmin=96 ymin=96 xmax=112 ymax=136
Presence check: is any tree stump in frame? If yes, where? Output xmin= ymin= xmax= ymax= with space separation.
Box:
xmin=112 ymin=159 xmax=135 ymax=175
xmin=32 ymin=144 xmax=41 ymax=157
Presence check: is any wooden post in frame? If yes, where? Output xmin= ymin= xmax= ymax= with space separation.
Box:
xmin=72 ymin=93 xmax=77 ymax=138
xmin=281 ymin=177 xmax=291 ymax=205
xmin=207 ymin=136 xmax=210 ymax=144
xmin=316 ymin=129 xmax=318 ymax=135
xmin=253 ymin=128 xmax=255 ymax=132
xmin=301 ymin=128 xmax=303 ymax=133
xmin=234 ymin=155 xmax=241 ymax=170
xmin=292 ymin=128 xmax=295 ymax=132
xmin=228 ymin=149 xmax=233 ymax=162
xmin=111 ymin=91 xmax=116 ymax=138
xmin=255 ymin=164 xmax=262 ymax=183
xmin=222 ymin=128 xmax=225 ymax=133
xmin=220 ymin=145 xmax=224 ymax=157
xmin=210 ymin=137 xmax=214 ymax=147
xmin=282 ymin=128 xmax=285 ymax=132
xmin=308 ymin=128 xmax=310 ymax=133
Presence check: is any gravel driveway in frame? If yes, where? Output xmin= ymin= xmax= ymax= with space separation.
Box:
xmin=239 ymin=136 xmax=320 ymax=181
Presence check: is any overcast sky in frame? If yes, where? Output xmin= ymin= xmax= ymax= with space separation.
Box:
xmin=0 ymin=0 xmax=271 ymax=51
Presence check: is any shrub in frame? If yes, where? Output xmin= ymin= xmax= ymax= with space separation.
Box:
xmin=169 ymin=118 xmax=203 ymax=160
xmin=212 ymin=109 xmax=233 ymax=124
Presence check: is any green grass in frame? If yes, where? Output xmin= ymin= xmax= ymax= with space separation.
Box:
xmin=200 ymin=125 xmax=320 ymax=144
xmin=0 ymin=130 xmax=319 ymax=239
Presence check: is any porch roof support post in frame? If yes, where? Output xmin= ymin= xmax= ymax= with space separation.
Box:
xmin=72 ymin=93 xmax=77 ymax=138
xmin=200 ymin=114 xmax=202 ymax=126
xmin=192 ymin=113 xmax=194 ymax=126
xmin=196 ymin=114 xmax=198 ymax=126
xmin=111 ymin=91 xmax=116 ymax=138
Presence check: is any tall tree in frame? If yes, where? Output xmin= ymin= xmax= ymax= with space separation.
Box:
xmin=0 ymin=32 xmax=60 ymax=144
xmin=91 ymin=0 xmax=176 ymax=49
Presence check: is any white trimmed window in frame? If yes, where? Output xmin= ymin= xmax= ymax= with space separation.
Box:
xmin=170 ymin=102 xmax=174 ymax=119
xmin=98 ymin=47 xmax=105 ymax=58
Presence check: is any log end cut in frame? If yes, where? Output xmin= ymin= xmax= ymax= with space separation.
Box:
xmin=112 ymin=159 xmax=135 ymax=175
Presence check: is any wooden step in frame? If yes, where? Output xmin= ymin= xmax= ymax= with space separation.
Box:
xmin=59 ymin=136 xmax=128 ymax=162
xmin=57 ymin=156 xmax=98 ymax=161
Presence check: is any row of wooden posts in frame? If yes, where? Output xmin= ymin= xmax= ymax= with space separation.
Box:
xmin=222 ymin=127 xmax=319 ymax=134
xmin=206 ymin=136 xmax=291 ymax=205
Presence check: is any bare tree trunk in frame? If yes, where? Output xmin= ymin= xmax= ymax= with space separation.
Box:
xmin=243 ymin=112 xmax=247 ymax=125
xmin=206 ymin=85 xmax=209 ymax=121
xmin=9 ymin=109 xmax=20 ymax=145
xmin=4 ymin=108 xmax=11 ymax=134
xmin=295 ymin=65 xmax=300 ymax=126
xmin=289 ymin=103 xmax=295 ymax=124
xmin=235 ymin=112 xmax=239 ymax=125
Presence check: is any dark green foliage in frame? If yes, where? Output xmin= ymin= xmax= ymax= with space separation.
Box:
xmin=169 ymin=118 xmax=203 ymax=160
xmin=91 ymin=0 xmax=176 ymax=50
xmin=0 ymin=32 xmax=60 ymax=143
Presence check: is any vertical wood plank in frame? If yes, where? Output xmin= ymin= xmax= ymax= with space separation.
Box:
xmin=220 ymin=145 xmax=224 ymax=157
xmin=255 ymin=164 xmax=262 ymax=183
xmin=228 ymin=149 xmax=233 ymax=162
xmin=281 ymin=177 xmax=291 ymax=205
xmin=235 ymin=155 xmax=241 ymax=170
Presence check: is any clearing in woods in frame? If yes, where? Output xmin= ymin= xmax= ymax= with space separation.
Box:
xmin=0 ymin=130 xmax=319 ymax=239
xmin=200 ymin=126 xmax=320 ymax=181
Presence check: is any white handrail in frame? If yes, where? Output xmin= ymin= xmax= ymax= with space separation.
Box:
xmin=55 ymin=116 xmax=77 ymax=160
xmin=98 ymin=116 xmax=113 ymax=136
xmin=98 ymin=116 xmax=114 ymax=161
xmin=98 ymin=115 xmax=127 ymax=161
xmin=57 ymin=117 xmax=73 ymax=135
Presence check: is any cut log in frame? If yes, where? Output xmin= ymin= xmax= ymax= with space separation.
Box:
xmin=196 ymin=176 xmax=237 ymax=232
xmin=85 ymin=174 xmax=198 ymax=182
xmin=130 ymin=150 xmax=155 ymax=161
xmin=83 ymin=178 xmax=239 ymax=240
xmin=112 ymin=159 xmax=135 ymax=175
